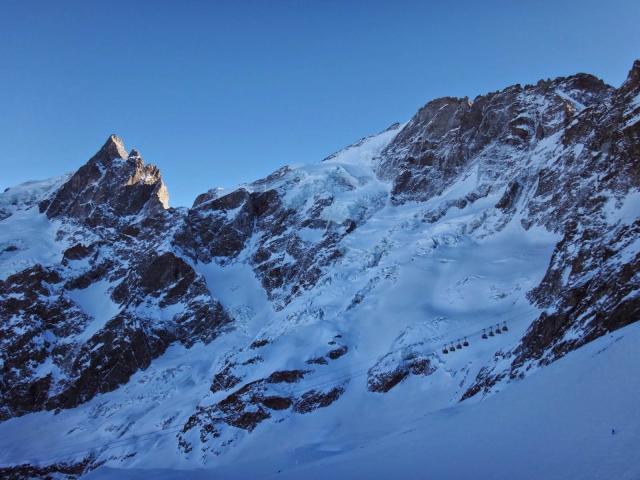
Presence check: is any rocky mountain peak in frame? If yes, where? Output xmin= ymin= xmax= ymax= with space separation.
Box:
xmin=99 ymin=134 xmax=128 ymax=161
xmin=377 ymin=70 xmax=615 ymax=203
xmin=620 ymin=59 xmax=640 ymax=94
xmin=128 ymin=148 xmax=142 ymax=161
xmin=40 ymin=135 xmax=169 ymax=224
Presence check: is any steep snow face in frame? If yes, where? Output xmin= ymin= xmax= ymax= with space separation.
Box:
xmin=175 ymin=123 xmax=404 ymax=309
xmin=0 ymin=176 xmax=70 ymax=279
xmin=0 ymin=175 xmax=70 ymax=222
xmin=322 ymin=122 xmax=404 ymax=166
xmin=0 ymin=62 xmax=639 ymax=478
xmin=253 ymin=122 xmax=402 ymax=227
xmin=170 ymin=149 xmax=561 ymax=460
xmin=83 ymin=321 xmax=640 ymax=480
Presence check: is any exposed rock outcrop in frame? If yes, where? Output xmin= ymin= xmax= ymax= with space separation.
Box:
xmin=41 ymin=135 xmax=169 ymax=226
xmin=461 ymin=61 xmax=640 ymax=399
xmin=378 ymin=74 xmax=611 ymax=204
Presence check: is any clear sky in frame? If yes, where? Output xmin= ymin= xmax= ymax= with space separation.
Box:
xmin=1 ymin=0 xmax=638 ymax=207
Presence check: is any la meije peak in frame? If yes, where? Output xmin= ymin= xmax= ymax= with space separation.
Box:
xmin=0 ymin=60 xmax=639 ymax=479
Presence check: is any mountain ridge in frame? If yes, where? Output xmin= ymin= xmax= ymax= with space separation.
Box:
xmin=0 ymin=60 xmax=638 ymax=478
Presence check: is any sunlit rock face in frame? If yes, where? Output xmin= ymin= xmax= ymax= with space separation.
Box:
xmin=42 ymin=135 xmax=169 ymax=226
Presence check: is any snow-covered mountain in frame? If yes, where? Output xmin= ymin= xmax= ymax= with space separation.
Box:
xmin=1 ymin=60 xmax=639 ymax=479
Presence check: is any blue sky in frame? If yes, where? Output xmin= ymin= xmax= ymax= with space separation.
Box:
xmin=1 ymin=0 xmax=638 ymax=207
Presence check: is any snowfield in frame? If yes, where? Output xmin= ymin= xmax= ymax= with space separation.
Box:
xmin=83 ymin=321 xmax=640 ymax=479
xmin=0 ymin=177 xmax=72 ymax=280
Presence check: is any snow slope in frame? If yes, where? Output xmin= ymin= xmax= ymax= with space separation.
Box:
xmin=0 ymin=175 xmax=70 ymax=279
xmin=85 ymin=321 xmax=640 ymax=480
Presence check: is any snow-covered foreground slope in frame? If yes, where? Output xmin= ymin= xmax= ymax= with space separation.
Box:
xmin=85 ymin=321 xmax=640 ymax=480
xmin=1 ymin=61 xmax=639 ymax=478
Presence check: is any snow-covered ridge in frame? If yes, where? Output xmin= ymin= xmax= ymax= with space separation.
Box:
xmin=0 ymin=175 xmax=72 ymax=279
xmin=321 ymin=122 xmax=404 ymax=165
xmin=0 ymin=174 xmax=70 ymax=221
xmin=0 ymin=61 xmax=639 ymax=479
xmin=86 ymin=321 xmax=640 ymax=480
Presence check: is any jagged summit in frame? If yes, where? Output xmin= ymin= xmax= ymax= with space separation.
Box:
xmin=98 ymin=134 xmax=128 ymax=161
xmin=40 ymin=134 xmax=169 ymax=223
xmin=620 ymin=58 xmax=640 ymax=94
xmin=128 ymin=148 xmax=142 ymax=160
xmin=378 ymin=70 xmax=614 ymax=202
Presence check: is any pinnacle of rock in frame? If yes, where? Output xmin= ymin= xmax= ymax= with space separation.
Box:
xmin=622 ymin=59 xmax=640 ymax=91
xmin=99 ymin=134 xmax=128 ymax=161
